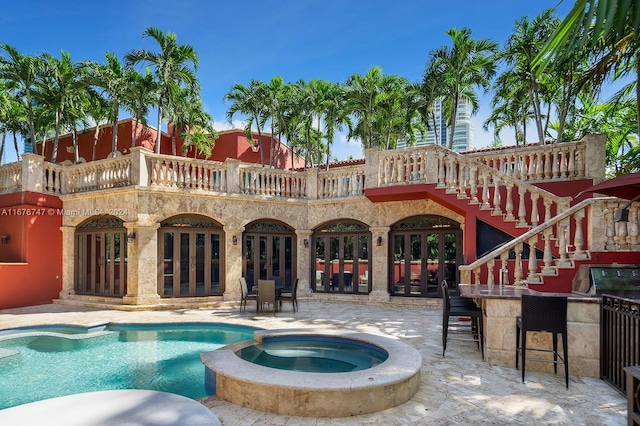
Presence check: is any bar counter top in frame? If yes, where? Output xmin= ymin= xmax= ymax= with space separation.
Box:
xmin=458 ymin=284 xmax=601 ymax=303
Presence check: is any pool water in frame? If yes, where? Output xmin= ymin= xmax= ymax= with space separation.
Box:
xmin=0 ymin=323 xmax=255 ymax=410
xmin=236 ymin=336 xmax=388 ymax=372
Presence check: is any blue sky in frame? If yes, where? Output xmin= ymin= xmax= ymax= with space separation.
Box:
xmin=1 ymin=0 xmax=576 ymax=162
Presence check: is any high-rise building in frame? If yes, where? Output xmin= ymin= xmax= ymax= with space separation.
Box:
xmin=398 ymin=97 xmax=474 ymax=152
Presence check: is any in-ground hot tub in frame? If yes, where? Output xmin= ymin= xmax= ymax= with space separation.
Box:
xmin=201 ymin=329 xmax=422 ymax=417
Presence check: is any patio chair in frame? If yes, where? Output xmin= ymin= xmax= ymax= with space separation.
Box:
xmin=279 ymin=278 xmax=299 ymax=312
xmin=516 ymin=294 xmax=569 ymax=388
xmin=441 ymin=281 xmax=484 ymax=360
xmin=257 ymin=279 xmax=277 ymax=313
xmin=239 ymin=277 xmax=257 ymax=313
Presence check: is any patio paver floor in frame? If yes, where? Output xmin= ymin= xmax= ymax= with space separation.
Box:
xmin=0 ymin=301 xmax=627 ymax=425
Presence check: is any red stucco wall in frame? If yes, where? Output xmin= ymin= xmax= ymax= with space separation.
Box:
xmin=0 ymin=192 xmax=63 ymax=309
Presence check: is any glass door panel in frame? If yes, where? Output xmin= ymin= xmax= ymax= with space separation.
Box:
xmin=444 ymin=232 xmax=458 ymax=294
xmin=210 ymin=234 xmax=220 ymax=294
xmin=179 ymin=233 xmax=190 ymax=296
xmin=329 ymin=236 xmax=340 ymax=291
xmin=392 ymin=234 xmax=406 ymax=295
xmin=357 ymin=235 xmax=369 ymax=292
xmin=314 ymin=237 xmax=326 ymax=291
xmin=163 ymin=232 xmax=175 ymax=295
xmin=426 ymin=233 xmax=440 ymax=296
xmin=195 ymin=233 xmax=205 ymax=295
xmin=410 ymin=234 xmax=422 ymax=295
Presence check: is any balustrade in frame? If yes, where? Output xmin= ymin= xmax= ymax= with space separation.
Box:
xmin=460 ymin=197 xmax=640 ymax=286
xmin=0 ymin=162 xmax=21 ymax=193
xmin=65 ymin=156 xmax=132 ymax=193
xmin=149 ymin=155 xmax=226 ymax=192
xmin=317 ymin=168 xmax=365 ymax=198
xmin=239 ymin=166 xmax=306 ymax=198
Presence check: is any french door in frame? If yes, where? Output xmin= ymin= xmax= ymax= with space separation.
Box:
xmin=243 ymin=234 xmax=294 ymax=291
xmin=75 ymin=218 xmax=127 ymax=297
xmin=390 ymin=216 xmax=461 ymax=297
xmin=158 ymin=216 xmax=223 ymax=297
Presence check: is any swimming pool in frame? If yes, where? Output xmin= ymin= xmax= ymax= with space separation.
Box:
xmin=0 ymin=323 xmax=255 ymax=410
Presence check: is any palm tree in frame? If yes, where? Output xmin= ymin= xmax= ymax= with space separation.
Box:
xmin=84 ymin=92 xmax=110 ymax=162
xmin=224 ymin=80 xmax=267 ymax=166
xmin=126 ymin=27 xmax=199 ymax=154
xmin=38 ymin=51 xmax=85 ymax=163
xmin=345 ymin=66 xmax=385 ymax=149
xmin=429 ymin=28 xmax=498 ymax=149
xmin=85 ymin=53 xmax=135 ymax=157
xmin=0 ymin=44 xmax=43 ymax=151
xmin=418 ymin=61 xmax=445 ymax=145
xmin=2 ymin=92 xmax=28 ymax=161
xmin=320 ymin=82 xmax=351 ymax=169
xmin=535 ymin=0 xmax=640 ymax=135
xmin=125 ymin=67 xmax=157 ymax=148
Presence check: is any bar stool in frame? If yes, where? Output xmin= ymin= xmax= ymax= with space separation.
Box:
xmin=516 ymin=294 xmax=569 ymax=388
xmin=441 ymin=281 xmax=484 ymax=360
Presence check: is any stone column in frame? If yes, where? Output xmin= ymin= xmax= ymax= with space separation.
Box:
xmin=223 ymin=225 xmax=244 ymax=302
xmin=123 ymin=222 xmax=161 ymax=305
xmin=21 ymin=153 xmax=43 ymax=192
xmin=295 ymin=229 xmax=313 ymax=297
xmin=58 ymin=226 xmax=76 ymax=298
xmin=369 ymin=226 xmax=390 ymax=302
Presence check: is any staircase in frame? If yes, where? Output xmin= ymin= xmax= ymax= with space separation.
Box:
xmin=373 ymin=137 xmax=640 ymax=290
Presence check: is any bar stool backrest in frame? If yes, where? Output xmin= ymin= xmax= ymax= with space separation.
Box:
xmin=520 ymin=294 xmax=567 ymax=333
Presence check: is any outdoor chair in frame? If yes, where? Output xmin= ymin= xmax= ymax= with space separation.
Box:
xmin=257 ymin=279 xmax=277 ymax=313
xmin=279 ymin=278 xmax=299 ymax=312
xmin=441 ymin=281 xmax=484 ymax=360
xmin=516 ymin=294 xmax=569 ymax=388
xmin=239 ymin=277 xmax=257 ymax=313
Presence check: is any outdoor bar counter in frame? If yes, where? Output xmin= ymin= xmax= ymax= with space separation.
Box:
xmin=458 ymin=284 xmax=601 ymax=378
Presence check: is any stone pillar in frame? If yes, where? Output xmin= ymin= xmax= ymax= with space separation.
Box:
xmin=223 ymin=225 xmax=244 ymax=302
xmin=306 ymin=169 xmax=318 ymax=200
xmin=364 ymin=148 xmax=380 ymax=190
xmin=21 ymin=153 xmax=43 ymax=192
xmin=226 ymin=159 xmax=241 ymax=194
xmin=58 ymin=226 xmax=76 ymax=298
xmin=123 ymin=222 xmax=161 ymax=305
xmin=583 ymin=133 xmax=607 ymax=183
xmin=369 ymin=226 xmax=390 ymax=302
xmin=129 ymin=147 xmax=152 ymax=187
xmin=295 ymin=229 xmax=313 ymax=297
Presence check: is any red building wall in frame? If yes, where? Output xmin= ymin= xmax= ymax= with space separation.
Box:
xmin=0 ymin=192 xmax=63 ymax=309
xmin=35 ymin=120 xmax=305 ymax=170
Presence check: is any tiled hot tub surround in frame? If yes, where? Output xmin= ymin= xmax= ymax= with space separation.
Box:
xmin=201 ymin=328 xmax=422 ymax=417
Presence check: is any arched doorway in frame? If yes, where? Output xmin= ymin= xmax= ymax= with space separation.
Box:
xmin=390 ymin=215 xmax=461 ymax=297
xmin=75 ymin=216 xmax=127 ymax=297
xmin=158 ymin=215 xmax=224 ymax=297
xmin=243 ymin=220 xmax=296 ymax=291
xmin=312 ymin=221 xmax=371 ymax=294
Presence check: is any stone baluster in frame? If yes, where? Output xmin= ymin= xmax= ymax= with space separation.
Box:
xmin=469 ymin=167 xmax=479 ymax=204
xmin=542 ymin=228 xmax=555 ymax=274
xmin=504 ymin=182 xmax=515 ymax=221
xmin=559 ymin=149 xmax=568 ymax=178
xmin=543 ymin=198 xmax=552 ymax=223
xmin=500 ymin=252 xmax=509 ymax=286
xmin=605 ymin=204 xmax=617 ymax=250
xmin=628 ymin=204 xmax=639 ymax=249
xmin=567 ymin=146 xmax=576 ymax=178
xmin=514 ymin=243 xmax=524 ymax=285
xmin=556 ymin=219 xmax=572 ymax=267
xmin=473 ymin=267 xmax=481 ymax=285
xmin=544 ymin=150 xmax=552 ymax=179
xmin=530 ymin=193 xmax=540 ymax=226
xmin=614 ymin=209 xmax=629 ymax=249
xmin=516 ymin=186 xmax=528 ymax=227
xmin=527 ymin=236 xmax=539 ymax=283
xmin=573 ymin=208 xmax=588 ymax=259
xmin=552 ymin=149 xmax=560 ymax=178
xmin=481 ymin=172 xmax=491 ymax=210
xmin=492 ymin=175 xmax=502 ymax=216
xmin=436 ymin=153 xmax=445 ymax=188
xmin=535 ymin=153 xmax=544 ymax=180
xmin=575 ymin=147 xmax=585 ymax=178
xmin=487 ymin=259 xmax=495 ymax=287
xmin=457 ymin=165 xmax=468 ymax=199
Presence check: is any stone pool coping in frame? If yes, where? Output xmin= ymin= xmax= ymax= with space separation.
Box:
xmin=200 ymin=328 xmax=422 ymax=417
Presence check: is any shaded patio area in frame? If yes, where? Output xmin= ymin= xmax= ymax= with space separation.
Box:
xmin=0 ymin=301 xmax=627 ymax=425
